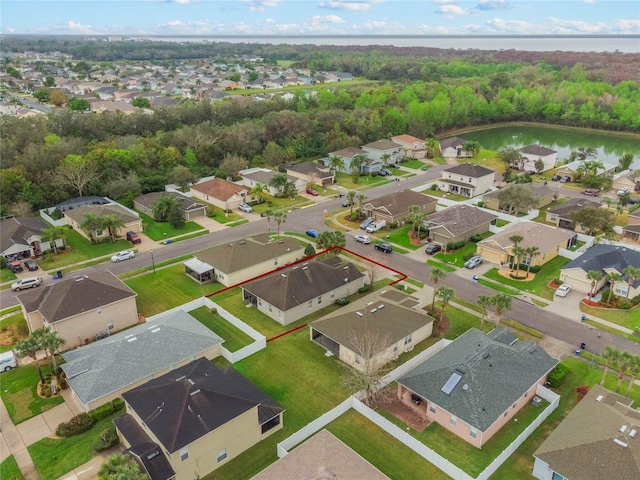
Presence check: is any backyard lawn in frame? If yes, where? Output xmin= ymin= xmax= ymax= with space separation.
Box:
xmin=189 ymin=306 xmax=255 ymax=351
xmin=138 ymin=211 xmax=205 ymax=240
xmin=0 ymin=456 xmax=23 ymax=480
xmin=1 ymin=267 xmax=17 ymax=283
xmin=0 ymin=311 xmax=28 ymax=353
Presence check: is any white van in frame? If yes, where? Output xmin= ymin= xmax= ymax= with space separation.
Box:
xmin=366 ymin=219 xmax=387 ymax=233
xmin=0 ymin=351 xmax=17 ymax=372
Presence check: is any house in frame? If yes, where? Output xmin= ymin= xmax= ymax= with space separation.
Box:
xmin=560 ymin=244 xmax=640 ymax=298
xmin=53 ymin=196 xmax=110 ymax=215
xmin=325 ymin=147 xmax=382 ymax=175
xmin=622 ymin=209 xmax=640 ymax=243
xmin=483 ymin=183 xmax=555 ymax=212
xmin=532 ymin=384 xmax=639 ymax=480
xmin=252 ymin=429 xmax=389 ymax=480
xmin=439 ymin=164 xmax=496 ymax=198
xmin=63 ymin=204 xmax=143 ymax=242
xmin=518 ymin=145 xmax=558 ymax=172
xmin=189 ymin=177 xmax=249 ymax=211
xmin=612 ymin=170 xmax=640 ymax=193
xmin=192 ymin=234 xmax=305 ymax=287
xmin=1 ymin=217 xmax=65 ymax=260
xmin=16 ymin=271 xmax=138 ymax=349
xmin=361 ymin=139 xmax=403 ymax=164
xmin=361 ymin=190 xmax=437 ymax=224
xmin=476 ymin=222 xmax=576 ymax=267
xmin=391 ymin=134 xmax=427 ymax=159
xmin=310 ymin=289 xmax=434 ymax=371
xmin=555 ymin=159 xmax=617 ymax=182
xmin=242 ymin=257 xmax=366 ymax=325
xmin=545 ymin=198 xmax=605 ymax=232
xmin=61 ymin=309 xmax=223 ymax=411
xmin=397 ymin=328 xmax=557 ymax=447
xmin=237 ymin=167 xmax=306 ymax=197
xmin=439 ymin=137 xmax=471 ymax=158
xmin=114 ymin=358 xmax=284 ymax=480
xmin=286 ymin=161 xmax=335 ymax=186
xmin=425 ymin=205 xmax=498 ymax=246
xmin=133 ymin=192 xmax=206 ymax=221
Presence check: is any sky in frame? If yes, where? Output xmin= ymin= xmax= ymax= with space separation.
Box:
xmin=1 ymin=0 xmax=639 ymax=36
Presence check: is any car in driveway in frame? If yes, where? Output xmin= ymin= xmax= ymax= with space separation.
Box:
xmin=360 ymin=218 xmax=375 ymax=230
xmin=618 ymin=187 xmax=630 ymax=195
xmin=551 ymin=174 xmax=561 ymax=181
xmin=8 ymin=261 xmax=23 ymax=273
xmin=387 ymin=163 xmax=398 ymax=169
xmin=354 ymin=234 xmax=371 ymax=244
xmin=374 ymin=243 xmax=392 ymax=253
xmin=24 ymin=260 xmax=38 ymax=271
xmin=425 ymin=244 xmax=442 ymax=255
xmin=238 ymin=203 xmax=253 ymax=213
xmin=560 ymin=176 xmax=571 ymax=183
xmin=464 ymin=255 xmax=483 ymax=269
xmin=111 ymin=250 xmax=135 ymax=263
xmin=126 ymin=231 xmax=141 ymax=244
xmin=306 ymin=188 xmax=319 ymax=196
xmin=12 ymin=277 xmax=43 ymax=291
xmin=305 ymin=229 xmax=319 ymax=238
xmin=555 ymin=284 xmax=572 ymax=297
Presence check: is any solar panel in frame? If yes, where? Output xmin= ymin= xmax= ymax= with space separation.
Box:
xmin=441 ymin=371 xmax=463 ymax=395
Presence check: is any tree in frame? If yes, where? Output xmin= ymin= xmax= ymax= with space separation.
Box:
xmin=41 ymin=226 xmax=66 ymax=254
xmin=219 ymin=153 xmax=247 ymax=178
xmin=497 ymin=185 xmax=538 ymax=215
xmin=316 ymin=231 xmax=346 ymax=252
xmin=346 ymin=190 xmax=356 ymax=216
xmin=606 ymin=272 xmax=623 ymax=303
xmin=586 ymin=270 xmax=604 ymax=299
xmin=425 ymin=138 xmax=440 ymax=158
xmin=50 ymin=89 xmax=67 ymax=107
xmin=356 ymin=193 xmax=367 ymax=219
xmin=282 ymin=181 xmax=298 ymax=199
xmin=464 ymin=140 xmax=481 ymax=157
xmin=39 ymin=329 xmax=66 ymax=374
xmin=350 ymin=154 xmax=368 ymax=179
xmin=575 ymin=146 xmax=597 ymax=162
xmin=55 ymin=154 xmax=99 ymax=197
xmin=570 ymin=206 xmax=614 ymax=236
xmin=600 ymin=345 xmax=619 ymax=386
xmin=625 ymin=354 xmax=640 ymax=397
xmin=618 ymin=153 xmax=635 ymax=171
xmin=534 ymin=159 xmax=545 ymax=173
xmin=167 ymin=204 xmax=185 ymax=229
xmin=508 ymin=234 xmax=524 ymax=273
xmin=497 ymin=147 xmax=523 ymax=171
xmin=622 ymin=265 xmax=640 ymax=298
xmin=33 ymin=88 xmax=50 ymax=103
xmin=489 ymin=293 xmax=512 ymax=328
xmin=268 ymin=173 xmax=288 ymax=196
xmin=524 ymin=246 xmax=540 ymax=276
xmin=435 ymin=287 xmax=454 ymax=324
xmin=477 ymin=295 xmax=492 ymax=329
xmin=131 ymin=97 xmax=151 ymax=108
xmin=429 ymin=268 xmax=447 ymax=311
xmin=263 ymin=209 xmax=273 ymax=234
xmin=327 ymin=154 xmax=346 ymax=174
xmin=68 ymin=97 xmax=90 ymax=112
xmin=169 ymin=165 xmax=197 ymax=192
xmin=263 ymin=141 xmax=286 ymax=168
xmin=15 ymin=330 xmax=47 ymax=385
xmin=98 ymin=453 xmax=147 ymax=480
xmin=102 ymin=214 xmax=125 ymax=243
xmin=273 ymin=211 xmax=286 ymax=238
xmin=80 ymin=213 xmax=105 ymax=243
xmin=151 ymin=194 xmax=179 ymax=222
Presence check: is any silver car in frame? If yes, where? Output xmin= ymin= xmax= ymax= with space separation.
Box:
xmin=12 ymin=277 xmax=43 ymax=291
xmin=111 ymin=250 xmax=135 ymax=263
xmin=464 ymin=256 xmax=483 ymax=269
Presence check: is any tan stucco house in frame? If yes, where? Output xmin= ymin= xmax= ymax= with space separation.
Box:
xmin=391 ymin=134 xmax=427 ymax=159
xmin=114 ymin=358 xmax=284 ymax=480
xmin=61 ymin=309 xmax=223 ymax=411
xmin=397 ymin=328 xmax=557 ymax=448
xmin=483 ymin=183 xmax=555 ymax=213
xmin=361 ymin=190 xmax=437 ymax=224
xmin=64 ymin=204 xmax=142 ymax=242
xmin=311 ymin=289 xmax=434 ymax=372
xmin=1 ymin=216 xmax=66 ymax=259
xmin=242 ymin=257 xmax=366 ymax=325
xmin=476 ymin=222 xmax=576 ymax=267
xmin=425 ymin=205 xmax=497 ymax=246
xmin=189 ymin=177 xmax=249 ymax=211
xmin=237 ymin=167 xmax=306 ymax=197
xmin=545 ymin=198 xmax=605 ymax=233
xmin=555 ymin=159 xmax=617 ymax=182
xmin=439 ymin=164 xmax=495 ymax=198
xmin=612 ymin=170 xmax=640 ymax=193
xmin=17 ymin=271 xmax=138 ymax=349
xmin=286 ymin=161 xmax=335 ymax=186
xmin=622 ymin=209 xmax=640 ymax=243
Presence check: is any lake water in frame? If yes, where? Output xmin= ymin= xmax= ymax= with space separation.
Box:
xmin=461 ymin=125 xmax=640 ymax=169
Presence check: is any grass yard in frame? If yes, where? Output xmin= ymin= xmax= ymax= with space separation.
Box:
xmin=334 ymin=171 xmax=389 ymax=190
xmin=580 ymin=303 xmax=640 ymax=333
xmin=495 ymin=218 xmax=510 ymax=228
xmin=434 ymin=241 xmax=480 ymax=267
xmin=382 ymin=224 xmax=423 ymax=250
xmin=531 ymin=198 xmax=568 ymax=224
xmin=398 ymin=159 xmax=426 ymax=169
xmin=138 ymin=211 xmax=205 ymax=240
xmin=1 ymin=267 xmax=17 ymax=283
xmin=0 ymin=364 xmax=64 ymax=424
xmin=427 ymin=259 xmax=456 ymax=272
xmin=207 ymin=206 xmax=245 ymax=224
xmin=0 ymin=456 xmax=23 ymax=480
xmin=189 ymin=306 xmax=255 ymax=352
xmin=476 ymin=278 xmax=520 ymax=295
xmin=0 ymin=312 xmax=28 ymax=353
xmin=28 ymin=413 xmax=120 ymax=480
xmin=251 ymin=197 xmax=314 ymax=216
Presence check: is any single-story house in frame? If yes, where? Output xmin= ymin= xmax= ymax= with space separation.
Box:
xmin=114 ymin=357 xmax=284 ymax=480
xmin=252 ymin=429 xmax=389 ymax=480
xmin=237 ymin=167 xmax=306 ymax=197
xmin=545 ymin=198 xmax=605 ymax=233
xmin=361 ymin=190 xmax=437 ymax=224
xmin=133 ymin=192 xmax=206 ymax=221
xmin=555 ymin=159 xmax=617 ymax=182
xmin=53 ymin=196 xmax=110 ymax=215
xmin=439 ymin=137 xmax=472 ymax=158
xmin=560 ymin=244 xmax=640 ymax=298
xmin=325 ymin=147 xmax=382 ymax=175
xmin=483 ymin=183 xmax=555 ymax=213
xmin=242 ymin=257 xmax=366 ymax=325
xmin=518 ymin=145 xmax=558 ymax=172
xmin=1 ymin=216 xmax=65 ymax=260
xmin=286 ymin=161 xmax=335 ymax=186
xmin=439 ymin=164 xmax=496 ymax=198
xmin=362 ymin=139 xmax=403 ymax=164
xmin=532 ymin=384 xmax=639 ymax=480
xmin=310 ymin=289 xmax=434 ymax=371
xmin=391 ymin=134 xmax=427 ymax=159
xmin=476 ymin=222 xmax=576 ymax=267
xmin=612 ymin=170 xmax=640 ymax=193
xmin=64 ymin=204 xmax=142 ymax=242
xmin=189 ymin=177 xmax=249 ymax=211
xmin=61 ymin=309 xmax=223 ymax=411
xmin=193 ymin=234 xmax=305 ymax=287
xmin=397 ymin=328 xmax=557 ymax=448
xmin=425 ymin=205 xmax=498 ymax=246
xmin=17 ymin=271 xmax=138 ymax=349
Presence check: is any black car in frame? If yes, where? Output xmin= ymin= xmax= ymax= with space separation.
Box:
xmin=374 ymin=243 xmax=392 ymax=253
xmin=24 ymin=260 xmax=39 ymax=271
xmin=388 ymin=163 xmax=398 ymax=169
xmin=425 ymin=244 xmax=442 ymax=255
xmin=551 ymin=174 xmax=561 ymax=181
xmin=9 ymin=262 xmax=23 ymax=273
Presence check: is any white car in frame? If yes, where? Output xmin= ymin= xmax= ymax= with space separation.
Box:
xmin=354 ymin=234 xmax=371 ymax=244
xmin=555 ymin=284 xmax=572 ymax=297
xmin=111 ymin=250 xmax=135 ymax=263
xmin=618 ymin=187 xmax=630 ymax=195
xmin=238 ymin=203 xmax=253 ymax=213
xmin=12 ymin=277 xmax=43 ymax=291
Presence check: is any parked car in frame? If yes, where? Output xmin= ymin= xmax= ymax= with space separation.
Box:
xmin=464 ymin=255 xmax=483 ymax=269
xmin=8 ymin=261 xmax=23 ymax=273
xmin=618 ymin=187 xmax=630 ymax=195
xmin=126 ymin=231 xmax=141 ymax=244
xmin=380 ymin=169 xmax=393 ymax=176
xmin=111 ymin=250 xmax=135 ymax=263
xmin=374 ymin=243 xmax=392 ymax=253
xmin=560 ymin=176 xmax=571 ymax=183
xmin=581 ymin=188 xmax=600 ymax=196
xmin=342 ymin=199 xmax=352 ymax=207
xmin=425 ymin=244 xmax=442 ymax=255
xmin=629 ymin=197 xmax=640 ymax=204
xmin=526 ymin=170 xmax=536 ymax=175
xmin=366 ymin=219 xmax=387 ymax=233
xmin=12 ymin=277 xmax=43 ymax=291
xmin=555 ymin=284 xmax=572 ymax=297
xmin=306 ymin=188 xmax=319 ymax=196
xmin=238 ymin=203 xmax=253 ymax=213
xmin=354 ymin=234 xmax=371 ymax=244
xmin=360 ymin=218 xmax=375 ymax=230
xmin=23 ymin=260 xmax=38 ymax=271
xmin=305 ymin=229 xmax=319 ymax=238
xmin=388 ymin=163 xmax=398 ymax=168
xmin=551 ymin=174 xmax=561 ymax=181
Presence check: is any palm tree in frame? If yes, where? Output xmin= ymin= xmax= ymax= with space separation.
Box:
xmin=263 ymin=209 xmax=273 ymax=234
xmin=102 ymin=214 xmax=125 ymax=243
xmin=625 ymin=354 xmax=640 ymax=397
xmin=381 ymin=152 xmax=391 ymax=166
xmin=151 ymin=194 xmax=179 ymax=222
xmin=622 ymin=265 xmax=640 ymax=298
xmin=586 ymin=270 xmax=604 ymax=299
xmin=426 ymin=138 xmax=440 ymax=158
xmin=356 ymin=193 xmax=367 ymax=219
xmin=615 ymin=352 xmax=634 ymax=393
xmin=606 ymin=272 xmax=623 ymax=303
xmin=273 ymin=211 xmax=286 ymax=238
xmin=327 ymin=155 xmax=345 ymax=174
xmin=250 ymin=183 xmax=269 ymax=204
xmin=435 ymin=287 xmax=454 ymax=325
xmin=477 ymin=295 xmax=492 ymax=329
xmin=618 ymin=152 xmax=635 ymax=171
xmin=98 ymin=452 xmax=147 ymax=480
xmin=509 ymin=234 xmax=524 ymax=275
xmin=511 ymin=246 xmax=526 ymax=278
xmin=575 ymin=146 xmax=597 ymax=162
xmin=268 ymin=173 xmax=288 ymax=196
xmin=346 ymin=190 xmax=356 ymax=216
xmin=15 ymin=332 xmax=46 ymax=385
xmin=600 ymin=345 xmax=619 ymax=386
xmin=430 ymin=268 xmax=447 ymax=311
xmin=524 ymin=246 xmax=540 ymax=276
xmin=40 ymin=329 xmax=66 ymax=373
xmin=80 ymin=213 xmax=104 ymax=243
xmin=41 ymin=226 xmax=66 ymax=254
xmin=490 ymin=293 xmax=512 ymax=328
xmin=350 ymin=154 xmax=368 ymax=178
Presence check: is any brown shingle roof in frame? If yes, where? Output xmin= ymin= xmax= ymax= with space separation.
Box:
xmin=365 ymin=190 xmax=437 ymax=217
xmin=483 ymin=183 xmax=554 ymax=200
xmin=362 ymin=139 xmax=401 ymax=151
xmin=133 ymin=192 xmax=205 ymax=213
xmin=548 ymin=198 xmax=603 ymax=219
xmin=0 ymin=217 xmax=48 ymax=253
xmin=443 ymin=163 xmax=495 ymax=178
xmin=192 ymin=178 xmax=248 ymax=201
xmin=519 ymin=144 xmax=557 ymax=156
xmin=477 ymin=221 xmax=575 ymax=254
xmin=330 ymin=147 xmax=367 ymax=158
xmin=63 ymin=204 xmax=139 ymax=224
xmin=426 ymin=205 xmax=497 ymax=238
xmin=287 ymin=162 xmax=332 ymax=177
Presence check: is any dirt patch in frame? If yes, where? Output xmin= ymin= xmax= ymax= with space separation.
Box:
xmin=373 ymin=389 xmax=430 ymax=432
xmin=496 ymin=268 xmax=535 ymax=281
xmin=0 ymin=327 xmax=16 ymax=346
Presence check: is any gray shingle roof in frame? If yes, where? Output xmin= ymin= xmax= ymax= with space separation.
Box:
xmin=0 ymin=217 xmax=48 ymax=254
xmin=63 ymin=204 xmax=139 ymax=225
xmin=133 ymin=192 xmax=205 ymax=213
xmin=547 ymin=197 xmax=602 ymax=218
xmin=426 ymin=205 xmax=497 ymax=238
xmin=439 ymin=137 xmax=467 ymax=149
xmin=61 ymin=309 xmax=223 ymax=406
xmin=561 ymin=244 xmax=640 ymax=288
xmin=519 ymin=144 xmax=557 ymax=156
xmin=397 ymin=328 xmax=557 ymax=431
xmin=365 ymin=190 xmax=437 ymax=217
xmin=363 ymin=139 xmax=402 ymax=151
xmin=443 ymin=163 xmax=495 ymax=178
xmin=330 ymin=147 xmax=367 ymax=158
xmin=287 ymin=161 xmax=332 ymax=177
xmin=483 ymin=183 xmax=554 ymax=201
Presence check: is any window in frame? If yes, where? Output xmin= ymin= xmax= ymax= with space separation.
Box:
xmin=217 ymin=449 xmax=227 ymax=463
xmin=274 ymin=259 xmax=278 ymax=265
xmin=180 ymin=447 xmax=189 ymax=462
xmin=450 ymin=416 xmax=457 ymax=426
xmin=393 ymin=344 xmax=398 ymax=352
xmin=261 ymin=415 xmax=281 ymax=434
xmin=513 ymin=403 xmax=517 ymax=409
xmin=317 ymin=296 xmax=322 ymax=305
xmin=429 ymin=404 xmax=436 ymax=414
xmin=470 ymin=427 xmax=477 ymax=439
xmin=552 ymin=472 xmax=567 ymax=480
xmin=258 ymin=300 xmax=262 ymax=306
xmin=268 ymin=305 xmax=272 ymax=312
xmin=308 ymin=300 xmax=313 ymax=309
xmin=404 ymin=335 xmax=412 ymax=345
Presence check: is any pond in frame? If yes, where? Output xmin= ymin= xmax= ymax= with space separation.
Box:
xmin=461 ymin=125 xmax=640 ymax=169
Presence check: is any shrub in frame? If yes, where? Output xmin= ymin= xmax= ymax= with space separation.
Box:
xmin=58 ymin=376 xmax=68 ymax=390
xmin=476 ymin=201 xmax=484 ymax=208
xmin=463 ymin=253 xmax=475 ymax=261
xmin=390 ymin=221 xmax=399 ymax=229
xmin=350 ymin=211 xmax=359 ymax=221
xmin=618 ymin=298 xmax=633 ymax=310
xmin=93 ymin=427 xmax=119 ymax=452
xmin=335 ymin=297 xmax=350 ymax=306
xmin=41 ymin=383 xmax=51 ymax=397
xmin=304 ymin=244 xmax=316 ymax=256
xmin=470 ymin=234 xmax=483 ymax=242
xmin=358 ymin=285 xmax=371 ymax=294
xmin=112 ymin=397 xmax=124 ymax=412
xmin=445 ymin=241 xmax=465 ymax=251
xmin=56 ymin=413 xmax=94 ymax=437
xmin=631 ymin=295 xmax=640 ymax=305
xmin=88 ymin=402 xmax=116 ymax=423
xmin=430 ymin=183 xmax=439 ymax=191
xmin=547 ymin=363 xmax=569 ymax=388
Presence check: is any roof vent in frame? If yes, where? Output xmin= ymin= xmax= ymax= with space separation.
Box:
xmin=371 ymin=308 xmax=377 ymax=313
xmin=356 ymin=311 xmax=363 ymax=317
xmin=188 ymin=378 xmax=195 ymax=385
xmin=483 ymin=353 xmax=491 ymax=360
xmin=302 ymin=266 xmax=308 ymax=270
xmin=614 ymin=438 xmax=628 ymax=448
xmin=629 ymin=429 xmax=637 ymax=438
xmin=75 ymin=277 xmax=84 ymax=282
xmin=378 ymin=304 xmax=385 ymax=309
xmin=175 ymin=375 xmax=186 ymax=382
xmin=239 ymin=241 xmax=245 ymax=245
xmin=463 ymin=384 xmax=469 ymax=391
xmin=190 ymin=389 xmax=201 ymax=396
xmin=147 ymin=451 xmax=160 ymax=460
xmin=620 ymin=425 xmax=628 ymax=433
xmin=596 ymin=395 xmax=604 ymax=402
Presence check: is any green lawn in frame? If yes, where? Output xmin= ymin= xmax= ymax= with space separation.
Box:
xmin=251 ymin=196 xmax=314 ymax=216
xmin=495 ymin=218 xmax=510 ymax=228
xmin=382 ymin=225 xmax=423 ymax=250
xmin=138 ymin=211 xmax=205 ymax=241
xmin=0 ymin=456 xmax=23 ymax=480
xmin=531 ymin=198 xmax=568 ymax=223
xmin=334 ymin=171 xmax=390 ymax=190
xmin=434 ymin=241 xmax=480 ymax=267
xmin=189 ymin=306 xmax=255 ymax=352
xmin=476 ymin=278 xmax=520 ymax=295
xmin=0 ymin=364 xmax=64 ymax=424
xmin=398 ymin=159 xmax=426 ymax=169
xmin=427 ymin=259 xmax=456 ymax=272
xmin=580 ymin=303 xmax=640 ymax=333
xmin=1 ymin=267 xmax=17 ymax=283
xmin=207 ymin=206 xmax=245 ymax=224
xmin=0 ymin=312 xmax=28 ymax=353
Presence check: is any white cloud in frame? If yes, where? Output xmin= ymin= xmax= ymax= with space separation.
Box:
xmin=240 ymin=0 xmax=282 ymax=12
xmin=319 ymin=1 xmax=381 ymax=10
xmin=56 ymin=20 xmax=95 ymax=34
xmin=484 ymin=17 xmax=535 ymax=34
xmin=438 ymin=4 xmax=471 ymax=16
xmin=310 ymin=14 xmax=348 ymax=24
xmin=584 ymin=0 xmax=595 ymax=3
xmin=546 ymin=16 xmax=608 ymax=34
xmin=616 ymin=18 xmax=640 ymax=34
xmin=477 ymin=0 xmax=511 ymax=10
